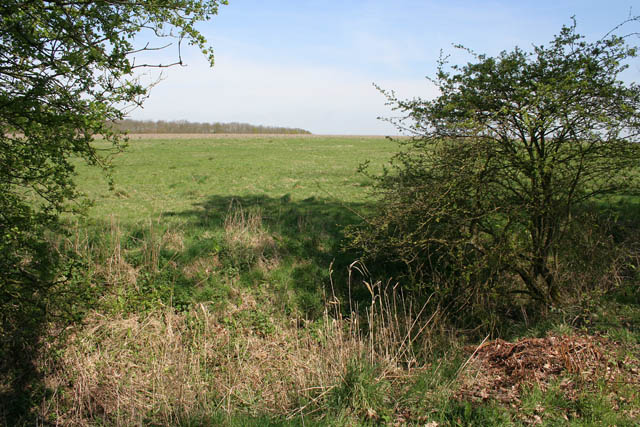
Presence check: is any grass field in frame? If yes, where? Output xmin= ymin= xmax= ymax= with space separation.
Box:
xmin=68 ymin=135 xmax=397 ymax=316
xmin=31 ymin=135 xmax=640 ymax=425
xmin=78 ymin=134 xmax=394 ymax=220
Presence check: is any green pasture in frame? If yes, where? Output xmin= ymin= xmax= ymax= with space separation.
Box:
xmin=76 ymin=135 xmax=396 ymax=221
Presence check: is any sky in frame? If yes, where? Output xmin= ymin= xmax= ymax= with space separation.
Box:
xmin=128 ymin=0 xmax=640 ymax=135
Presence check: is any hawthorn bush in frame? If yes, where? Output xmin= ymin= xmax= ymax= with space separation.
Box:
xmin=351 ymin=19 xmax=640 ymax=313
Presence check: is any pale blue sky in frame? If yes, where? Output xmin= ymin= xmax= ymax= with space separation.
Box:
xmin=130 ymin=1 xmax=640 ymax=135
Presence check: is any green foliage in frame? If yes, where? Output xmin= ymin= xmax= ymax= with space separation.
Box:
xmin=519 ymin=380 xmax=640 ymax=426
xmin=434 ymin=400 xmax=512 ymax=426
xmin=0 ymin=0 xmax=225 ymax=421
xmin=351 ymin=19 xmax=640 ymax=309
xmin=328 ymin=358 xmax=391 ymax=421
xmin=179 ymin=412 xmax=332 ymax=426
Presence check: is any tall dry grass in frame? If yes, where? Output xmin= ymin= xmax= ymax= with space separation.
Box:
xmin=40 ymin=271 xmax=437 ymax=424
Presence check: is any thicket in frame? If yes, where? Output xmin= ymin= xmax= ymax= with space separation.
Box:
xmin=112 ymin=119 xmax=312 ymax=134
xmin=350 ymin=19 xmax=640 ymax=320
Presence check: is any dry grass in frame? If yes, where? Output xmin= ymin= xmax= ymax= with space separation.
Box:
xmin=224 ymin=201 xmax=280 ymax=271
xmin=40 ymin=265 xmax=438 ymax=425
xmin=161 ymin=229 xmax=185 ymax=253
xmin=224 ymin=201 xmax=272 ymax=247
xmin=182 ymin=256 xmax=222 ymax=280
xmin=66 ymin=217 xmax=140 ymax=288
xmin=37 ymin=216 xmax=640 ymax=425
xmin=63 ymin=218 xmax=173 ymax=290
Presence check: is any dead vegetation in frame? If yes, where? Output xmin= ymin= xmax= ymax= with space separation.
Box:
xmin=37 ymin=259 xmax=442 ymax=425
xmin=457 ymin=334 xmax=640 ymax=420
xmin=41 ymin=296 xmax=424 ymax=424
xmin=224 ymin=201 xmax=280 ymax=271
xmin=43 ymin=288 xmax=640 ymax=425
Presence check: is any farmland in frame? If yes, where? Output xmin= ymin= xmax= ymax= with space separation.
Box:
xmin=77 ymin=134 xmax=394 ymax=221
xmin=17 ymin=135 xmax=640 ymax=425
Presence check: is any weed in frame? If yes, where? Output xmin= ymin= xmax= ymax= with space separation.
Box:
xmin=327 ymin=358 xmax=390 ymax=421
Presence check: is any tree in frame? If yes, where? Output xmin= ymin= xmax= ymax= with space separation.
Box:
xmin=0 ymin=0 xmax=225 ymax=418
xmin=352 ymin=19 xmax=640 ymax=307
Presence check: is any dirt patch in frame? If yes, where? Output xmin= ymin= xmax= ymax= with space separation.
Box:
xmin=458 ymin=334 xmax=640 ymax=404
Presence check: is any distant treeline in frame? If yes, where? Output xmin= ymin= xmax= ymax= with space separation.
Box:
xmin=112 ymin=119 xmax=311 ymax=135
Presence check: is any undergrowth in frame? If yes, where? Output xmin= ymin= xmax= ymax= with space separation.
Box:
xmin=14 ymin=194 xmax=639 ymax=425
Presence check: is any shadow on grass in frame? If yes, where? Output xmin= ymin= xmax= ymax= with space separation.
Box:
xmin=95 ymin=195 xmax=640 ymax=327
xmin=1 ymin=253 xmax=92 ymax=425
xmin=1 ymin=232 xmax=58 ymax=425
xmin=0 ymin=307 xmax=47 ymax=425
xmin=163 ymin=194 xmax=375 ymax=316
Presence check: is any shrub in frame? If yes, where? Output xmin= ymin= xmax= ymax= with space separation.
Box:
xmin=350 ymin=18 xmax=640 ymax=311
